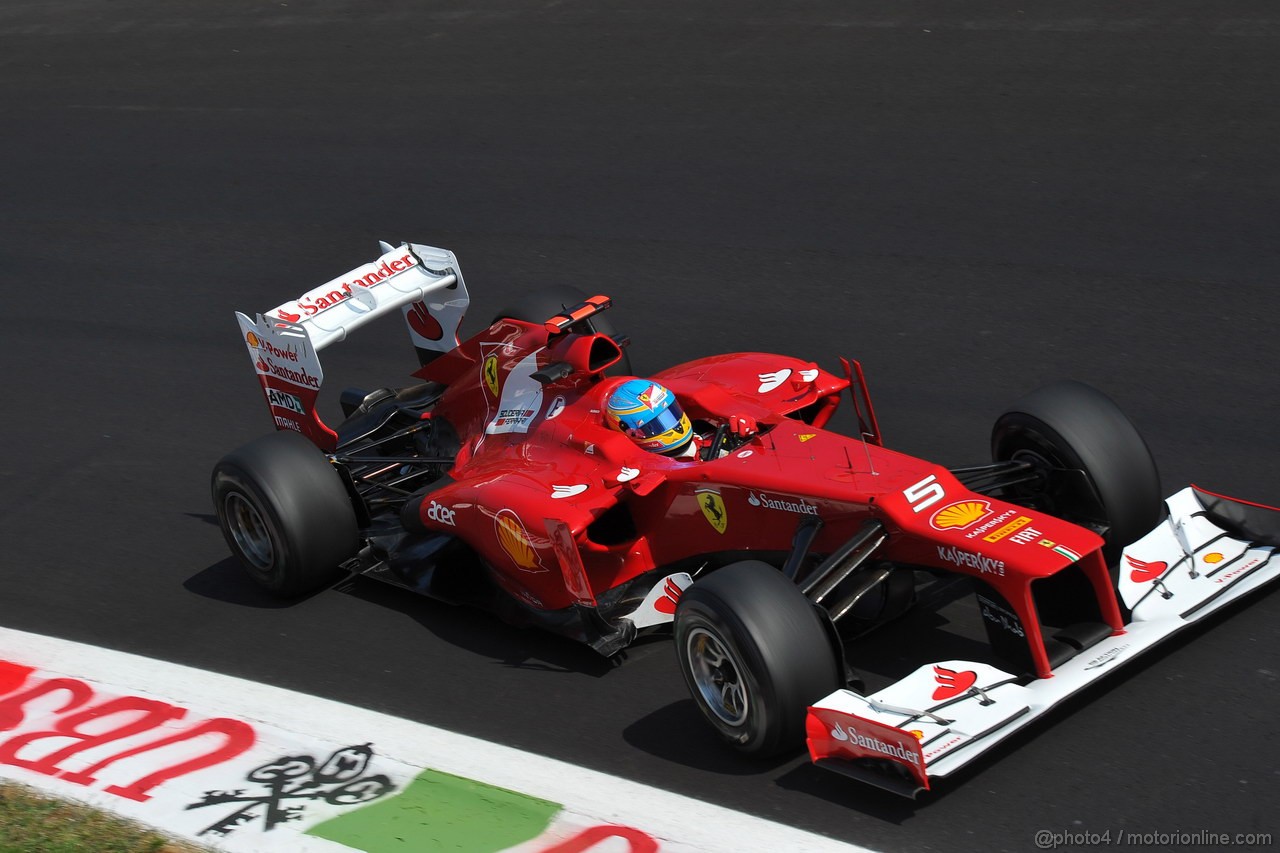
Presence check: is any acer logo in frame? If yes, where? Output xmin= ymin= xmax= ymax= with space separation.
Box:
xmin=1126 ymin=554 xmax=1167 ymax=583
xmin=932 ymin=666 xmax=977 ymax=700
xmin=425 ymin=501 xmax=456 ymax=526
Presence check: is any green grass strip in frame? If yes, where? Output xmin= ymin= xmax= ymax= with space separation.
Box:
xmin=0 ymin=782 xmax=205 ymax=853
xmin=307 ymin=768 xmax=561 ymax=853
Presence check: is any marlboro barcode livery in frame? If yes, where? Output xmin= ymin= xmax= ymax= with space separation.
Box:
xmin=213 ymin=242 xmax=1280 ymax=798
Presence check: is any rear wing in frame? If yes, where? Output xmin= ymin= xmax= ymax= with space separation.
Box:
xmin=234 ymin=242 xmax=469 ymax=449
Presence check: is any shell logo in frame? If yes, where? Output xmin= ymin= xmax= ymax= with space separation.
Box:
xmin=929 ymin=500 xmax=992 ymax=531
xmin=495 ymin=510 xmax=540 ymax=571
xmin=245 ymin=331 xmax=261 ymax=348
xmin=1203 ymin=552 xmax=1224 ymax=564
xmin=909 ymin=729 xmax=925 ymax=741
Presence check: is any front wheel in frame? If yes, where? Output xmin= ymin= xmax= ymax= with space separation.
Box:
xmin=674 ymin=561 xmax=841 ymax=757
xmin=992 ymin=380 xmax=1162 ymax=564
xmin=212 ymin=431 xmax=359 ymax=596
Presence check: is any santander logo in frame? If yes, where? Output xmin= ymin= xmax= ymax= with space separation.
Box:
xmin=406 ymin=301 xmax=444 ymax=341
xmin=274 ymin=253 xmax=418 ymax=323
xmin=1125 ymin=554 xmax=1167 ymax=583
xmin=655 ymin=578 xmax=684 ymax=614
xmin=932 ymin=666 xmax=977 ymax=700
xmin=757 ymin=369 xmax=792 ymax=393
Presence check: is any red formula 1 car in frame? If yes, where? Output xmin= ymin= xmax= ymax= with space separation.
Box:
xmin=213 ymin=242 xmax=1280 ymax=796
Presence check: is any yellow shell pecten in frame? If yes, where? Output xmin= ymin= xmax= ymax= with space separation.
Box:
xmin=931 ymin=501 xmax=990 ymax=529
xmin=496 ymin=512 xmax=539 ymax=570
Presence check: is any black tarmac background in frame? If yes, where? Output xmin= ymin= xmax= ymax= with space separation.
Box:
xmin=1 ymin=2 xmax=1277 ymax=850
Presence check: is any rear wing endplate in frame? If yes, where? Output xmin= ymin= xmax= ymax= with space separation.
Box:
xmin=234 ymin=242 xmax=469 ymax=449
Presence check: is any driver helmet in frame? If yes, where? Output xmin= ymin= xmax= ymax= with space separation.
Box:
xmin=605 ymin=379 xmax=693 ymax=455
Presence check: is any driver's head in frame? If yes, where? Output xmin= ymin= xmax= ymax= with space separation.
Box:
xmin=606 ymin=380 xmax=693 ymax=455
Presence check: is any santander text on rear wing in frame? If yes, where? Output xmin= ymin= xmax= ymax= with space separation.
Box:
xmin=234 ymin=242 xmax=469 ymax=450
xmin=807 ymin=486 xmax=1280 ymax=798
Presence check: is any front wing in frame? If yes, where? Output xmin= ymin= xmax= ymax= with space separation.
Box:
xmin=806 ymin=486 xmax=1280 ymax=797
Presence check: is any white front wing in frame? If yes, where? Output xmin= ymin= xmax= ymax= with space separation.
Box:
xmin=808 ymin=486 xmax=1279 ymax=794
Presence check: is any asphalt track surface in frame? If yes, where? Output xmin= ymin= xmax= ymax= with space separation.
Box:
xmin=2 ymin=2 xmax=1277 ymax=851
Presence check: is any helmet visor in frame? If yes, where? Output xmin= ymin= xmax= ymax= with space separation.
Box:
xmin=629 ymin=400 xmax=688 ymax=439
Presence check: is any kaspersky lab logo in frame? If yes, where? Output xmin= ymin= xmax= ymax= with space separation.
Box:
xmin=937 ymin=545 xmax=1005 ymax=577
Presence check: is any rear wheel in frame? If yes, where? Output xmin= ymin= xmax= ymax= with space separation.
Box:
xmin=493 ymin=284 xmax=633 ymax=376
xmin=674 ymin=561 xmax=841 ymax=756
xmin=992 ymin=380 xmax=1162 ymax=564
xmin=212 ymin=431 xmax=359 ymax=596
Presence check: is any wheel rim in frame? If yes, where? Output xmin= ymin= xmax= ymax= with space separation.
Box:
xmin=1010 ymin=445 xmax=1056 ymax=486
xmin=686 ymin=626 xmax=749 ymax=727
xmin=224 ymin=492 xmax=274 ymax=570
xmin=1001 ymin=435 xmax=1066 ymax=507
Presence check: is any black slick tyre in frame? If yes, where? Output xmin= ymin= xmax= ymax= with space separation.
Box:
xmin=674 ymin=560 xmax=841 ymax=757
xmin=212 ymin=431 xmax=359 ymax=597
xmin=992 ymin=380 xmax=1162 ymax=564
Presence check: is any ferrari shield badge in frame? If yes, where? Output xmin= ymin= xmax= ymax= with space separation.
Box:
xmin=483 ymin=354 xmax=500 ymax=397
xmin=696 ymin=488 xmax=727 ymax=534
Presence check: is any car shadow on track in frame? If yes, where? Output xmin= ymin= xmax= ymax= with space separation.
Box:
xmin=183 ymin=556 xmax=302 ymax=609
xmin=622 ymin=700 xmax=806 ymax=776
xmin=333 ymin=574 xmax=634 ymax=678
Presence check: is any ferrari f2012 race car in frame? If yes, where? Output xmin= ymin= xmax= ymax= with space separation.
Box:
xmin=213 ymin=241 xmax=1280 ymax=797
